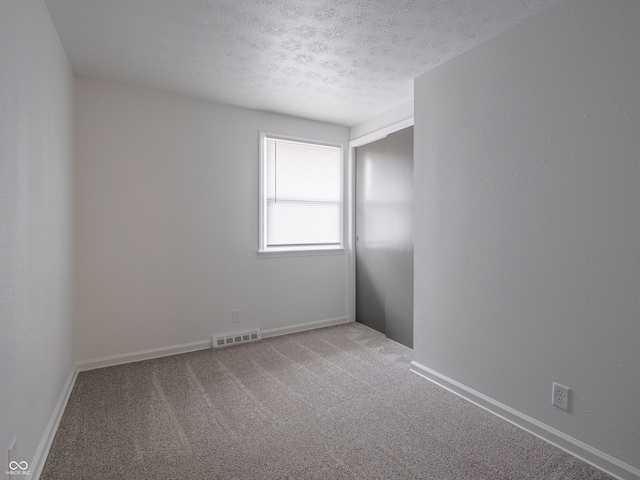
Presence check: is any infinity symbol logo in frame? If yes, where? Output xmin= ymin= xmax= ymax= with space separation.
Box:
xmin=9 ymin=461 xmax=28 ymax=471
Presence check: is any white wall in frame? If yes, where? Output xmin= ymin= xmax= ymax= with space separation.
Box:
xmin=413 ymin=0 xmax=640 ymax=473
xmin=0 ymin=0 xmax=75 ymax=471
xmin=74 ymin=78 xmax=350 ymax=362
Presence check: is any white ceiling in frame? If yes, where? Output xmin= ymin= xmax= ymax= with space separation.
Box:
xmin=45 ymin=0 xmax=561 ymax=126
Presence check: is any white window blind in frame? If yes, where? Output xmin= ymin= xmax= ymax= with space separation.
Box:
xmin=263 ymin=136 xmax=342 ymax=249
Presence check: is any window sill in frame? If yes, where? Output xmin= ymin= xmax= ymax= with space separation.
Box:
xmin=258 ymin=247 xmax=345 ymax=259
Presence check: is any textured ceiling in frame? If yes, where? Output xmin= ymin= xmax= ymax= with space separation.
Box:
xmin=45 ymin=0 xmax=561 ymax=126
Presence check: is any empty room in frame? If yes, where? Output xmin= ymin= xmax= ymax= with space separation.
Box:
xmin=1 ymin=0 xmax=639 ymax=478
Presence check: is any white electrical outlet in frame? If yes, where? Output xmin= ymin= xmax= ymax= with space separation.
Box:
xmin=552 ymin=382 xmax=570 ymax=411
xmin=232 ymin=309 xmax=240 ymax=323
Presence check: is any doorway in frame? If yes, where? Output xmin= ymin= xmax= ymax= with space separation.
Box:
xmin=355 ymin=126 xmax=414 ymax=348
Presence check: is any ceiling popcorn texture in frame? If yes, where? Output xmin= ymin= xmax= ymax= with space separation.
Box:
xmin=45 ymin=0 xmax=562 ymax=125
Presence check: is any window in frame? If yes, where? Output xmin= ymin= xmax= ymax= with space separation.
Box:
xmin=259 ymin=133 xmax=343 ymax=253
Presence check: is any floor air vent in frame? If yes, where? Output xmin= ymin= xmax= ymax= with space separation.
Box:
xmin=213 ymin=329 xmax=261 ymax=348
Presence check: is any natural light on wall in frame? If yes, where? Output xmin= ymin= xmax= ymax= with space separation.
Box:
xmin=260 ymin=134 xmax=342 ymax=252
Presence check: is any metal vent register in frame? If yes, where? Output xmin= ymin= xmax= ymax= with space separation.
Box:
xmin=212 ymin=329 xmax=261 ymax=348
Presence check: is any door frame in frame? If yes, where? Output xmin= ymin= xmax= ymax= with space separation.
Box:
xmin=347 ymin=117 xmax=415 ymax=324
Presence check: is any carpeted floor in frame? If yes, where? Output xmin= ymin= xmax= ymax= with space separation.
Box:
xmin=42 ymin=323 xmax=613 ymax=479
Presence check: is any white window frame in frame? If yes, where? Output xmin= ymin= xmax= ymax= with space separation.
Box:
xmin=258 ymin=132 xmax=345 ymax=257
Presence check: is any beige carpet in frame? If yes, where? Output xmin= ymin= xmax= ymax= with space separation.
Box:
xmin=42 ymin=323 xmax=613 ymax=479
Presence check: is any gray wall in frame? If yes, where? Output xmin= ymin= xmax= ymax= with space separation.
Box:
xmin=414 ymin=0 xmax=640 ymax=471
xmin=0 ymin=0 xmax=75 ymax=469
xmin=74 ymin=78 xmax=349 ymax=362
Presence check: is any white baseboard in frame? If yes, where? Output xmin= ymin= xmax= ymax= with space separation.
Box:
xmin=262 ymin=316 xmax=352 ymax=338
xmin=31 ymin=366 xmax=78 ymax=480
xmin=76 ymin=339 xmax=212 ymax=372
xmin=76 ymin=317 xmax=352 ymax=372
xmin=410 ymin=361 xmax=640 ymax=480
